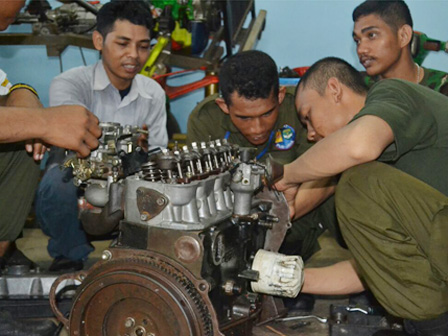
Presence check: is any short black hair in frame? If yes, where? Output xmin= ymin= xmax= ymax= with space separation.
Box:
xmin=219 ymin=50 xmax=279 ymax=106
xmin=353 ymin=0 xmax=413 ymax=31
xmin=96 ymin=1 xmax=154 ymax=38
xmin=297 ymin=57 xmax=368 ymax=96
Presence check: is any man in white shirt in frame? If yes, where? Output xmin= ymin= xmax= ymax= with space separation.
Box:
xmin=36 ymin=0 xmax=168 ymax=272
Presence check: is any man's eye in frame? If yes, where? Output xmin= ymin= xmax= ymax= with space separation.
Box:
xmin=237 ymin=116 xmax=250 ymax=120
xmin=140 ymin=45 xmax=150 ymax=50
xmin=117 ymin=42 xmax=127 ymax=47
xmin=353 ymin=38 xmax=360 ymax=45
xmin=262 ymin=110 xmax=274 ymax=117
xmin=368 ymin=32 xmax=377 ymax=39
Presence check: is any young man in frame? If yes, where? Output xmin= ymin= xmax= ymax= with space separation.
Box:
xmin=187 ymin=51 xmax=338 ymax=311
xmin=187 ymin=50 xmax=336 ymax=258
xmin=36 ymin=1 xmax=168 ymax=272
xmin=276 ymin=57 xmax=448 ymax=335
xmin=352 ymin=0 xmax=448 ymax=94
xmin=188 ymin=50 xmax=311 ymax=164
xmin=0 ymin=0 xmax=101 ymax=266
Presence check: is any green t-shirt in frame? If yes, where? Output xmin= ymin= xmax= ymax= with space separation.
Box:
xmin=186 ymin=88 xmax=311 ymax=164
xmin=352 ymin=79 xmax=448 ymax=195
xmin=364 ymin=67 xmax=448 ymax=96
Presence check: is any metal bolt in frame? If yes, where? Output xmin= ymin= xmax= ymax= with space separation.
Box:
xmin=124 ymin=317 xmax=135 ymax=328
xmin=135 ymin=327 xmax=146 ymax=336
xmin=156 ymin=197 xmax=166 ymax=206
xmin=101 ymin=250 xmax=112 ymax=261
xmin=140 ymin=213 xmax=148 ymax=221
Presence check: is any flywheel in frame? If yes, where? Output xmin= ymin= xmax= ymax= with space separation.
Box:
xmin=68 ymin=250 xmax=220 ymax=336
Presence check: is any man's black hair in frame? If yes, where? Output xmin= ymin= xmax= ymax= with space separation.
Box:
xmin=297 ymin=57 xmax=368 ymax=96
xmin=219 ymin=50 xmax=279 ymax=106
xmin=353 ymin=0 xmax=413 ymax=31
xmin=96 ymin=1 xmax=154 ymax=38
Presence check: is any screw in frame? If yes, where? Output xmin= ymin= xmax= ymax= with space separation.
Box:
xmin=140 ymin=213 xmax=148 ymax=221
xmin=101 ymin=250 xmax=112 ymax=261
xmin=156 ymin=197 xmax=166 ymax=206
xmin=135 ymin=327 xmax=146 ymax=336
xmin=124 ymin=317 xmax=135 ymax=328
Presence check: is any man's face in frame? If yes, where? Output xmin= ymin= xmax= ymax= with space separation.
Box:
xmin=93 ymin=19 xmax=151 ymax=90
xmin=221 ymin=91 xmax=281 ymax=146
xmin=353 ymin=14 xmax=402 ymax=77
xmin=0 ymin=0 xmax=25 ymax=31
xmin=295 ymin=86 xmax=348 ymax=142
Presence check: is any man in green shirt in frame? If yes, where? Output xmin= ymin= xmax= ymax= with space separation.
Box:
xmin=187 ymin=51 xmax=337 ymax=260
xmin=352 ymin=0 xmax=448 ymax=95
xmin=187 ymin=50 xmax=311 ymax=164
xmin=276 ymin=57 xmax=448 ymax=335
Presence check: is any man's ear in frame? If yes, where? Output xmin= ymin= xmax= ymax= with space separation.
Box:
xmin=92 ymin=31 xmax=104 ymax=51
xmin=278 ymin=86 xmax=287 ymax=104
xmin=327 ymin=77 xmax=343 ymax=103
xmin=215 ymin=97 xmax=230 ymax=115
xmin=398 ymin=24 xmax=413 ymax=49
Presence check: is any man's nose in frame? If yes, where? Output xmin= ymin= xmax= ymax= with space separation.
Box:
xmin=357 ymin=39 xmax=368 ymax=55
xmin=307 ymin=127 xmax=316 ymax=142
xmin=127 ymin=45 xmax=138 ymax=58
xmin=250 ymin=118 xmax=265 ymax=135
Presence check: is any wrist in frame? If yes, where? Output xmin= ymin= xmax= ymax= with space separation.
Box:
xmin=33 ymin=108 xmax=49 ymax=140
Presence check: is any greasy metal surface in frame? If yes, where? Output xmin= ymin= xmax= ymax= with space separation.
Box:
xmin=146 ymin=227 xmax=204 ymax=277
xmin=49 ymin=271 xmax=88 ymax=329
xmin=68 ymin=248 xmax=223 ymax=336
xmin=136 ymin=187 xmax=168 ymax=220
xmin=256 ymin=188 xmax=291 ymax=252
xmin=174 ymin=235 xmax=202 ymax=264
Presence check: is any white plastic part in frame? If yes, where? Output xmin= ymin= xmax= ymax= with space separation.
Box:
xmin=250 ymin=249 xmax=304 ymax=298
xmin=0 ymin=69 xmax=11 ymax=96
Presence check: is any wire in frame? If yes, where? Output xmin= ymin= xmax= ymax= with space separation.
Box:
xmin=58 ymin=54 xmax=63 ymax=73
xmin=79 ymin=47 xmax=86 ymax=66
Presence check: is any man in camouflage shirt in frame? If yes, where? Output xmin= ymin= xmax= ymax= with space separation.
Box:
xmin=352 ymin=0 xmax=448 ymax=95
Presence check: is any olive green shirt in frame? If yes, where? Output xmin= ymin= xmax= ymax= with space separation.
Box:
xmin=352 ymin=79 xmax=448 ymax=195
xmin=364 ymin=67 xmax=448 ymax=96
xmin=186 ymin=88 xmax=311 ymax=164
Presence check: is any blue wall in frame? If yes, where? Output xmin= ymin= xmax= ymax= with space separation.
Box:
xmin=1 ymin=0 xmax=447 ymax=132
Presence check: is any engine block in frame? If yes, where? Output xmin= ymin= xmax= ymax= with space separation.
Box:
xmin=53 ymin=123 xmax=303 ymax=336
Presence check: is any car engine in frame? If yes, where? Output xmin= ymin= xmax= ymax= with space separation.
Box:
xmin=50 ymin=122 xmax=303 ymax=336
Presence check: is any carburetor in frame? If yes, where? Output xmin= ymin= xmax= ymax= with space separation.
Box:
xmin=52 ymin=123 xmax=303 ymax=336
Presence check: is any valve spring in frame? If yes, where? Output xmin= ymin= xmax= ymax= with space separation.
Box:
xmin=142 ymin=161 xmax=162 ymax=182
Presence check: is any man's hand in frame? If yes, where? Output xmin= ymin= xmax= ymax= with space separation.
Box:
xmin=274 ymin=178 xmax=299 ymax=219
xmin=40 ymin=105 xmax=101 ymax=157
xmin=25 ymin=140 xmax=48 ymax=161
xmin=137 ymin=124 xmax=149 ymax=151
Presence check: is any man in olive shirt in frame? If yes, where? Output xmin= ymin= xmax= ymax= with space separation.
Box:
xmin=352 ymin=0 xmax=448 ymax=95
xmin=187 ymin=51 xmax=337 ymax=264
xmin=276 ymin=57 xmax=448 ymax=335
xmin=187 ymin=50 xmax=310 ymax=164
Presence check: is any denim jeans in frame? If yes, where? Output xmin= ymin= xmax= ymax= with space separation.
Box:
xmin=35 ymin=166 xmax=93 ymax=261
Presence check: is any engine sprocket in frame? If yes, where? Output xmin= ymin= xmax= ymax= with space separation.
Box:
xmin=68 ymin=249 xmax=222 ymax=336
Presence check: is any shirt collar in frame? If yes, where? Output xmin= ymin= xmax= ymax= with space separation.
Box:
xmin=93 ymin=61 xmax=154 ymax=102
xmin=93 ymin=60 xmax=111 ymax=91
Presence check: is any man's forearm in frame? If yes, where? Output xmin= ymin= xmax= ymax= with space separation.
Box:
xmin=302 ymin=260 xmax=365 ymax=295
xmin=283 ymin=117 xmax=393 ymax=185
xmin=294 ymin=178 xmax=336 ymax=219
xmin=0 ymin=107 xmax=46 ymax=143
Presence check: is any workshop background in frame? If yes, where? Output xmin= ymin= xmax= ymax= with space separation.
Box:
xmin=0 ymin=0 xmax=447 ymax=133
